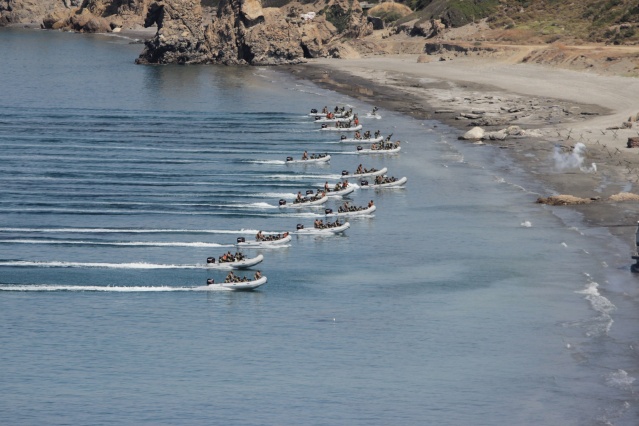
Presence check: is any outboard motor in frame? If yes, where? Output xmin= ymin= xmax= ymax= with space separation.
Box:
xmin=306 ymin=190 xmax=314 ymax=195
xmin=360 ymin=180 xmax=369 ymax=186
xmin=314 ymin=116 xmax=321 ymax=121
xmin=357 ymin=146 xmax=363 ymax=151
xmin=321 ymin=124 xmax=328 ymax=129
xmin=207 ymin=278 xmax=214 ymax=285
xmin=296 ymin=224 xmax=304 ymax=230
xmin=206 ymin=257 xmax=215 ymax=264
xmin=311 ymin=108 xmax=318 ymax=114
xmin=279 ymin=199 xmax=287 ymax=206
xmin=325 ymin=208 xmax=333 ymax=215
xmin=342 ymin=170 xmax=349 ymax=176
xmin=340 ymin=135 xmax=347 ymax=140
xmin=286 ymin=156 xmax=293 ymax=162
xmin=237 ymin=237 xmax=246 ymax=243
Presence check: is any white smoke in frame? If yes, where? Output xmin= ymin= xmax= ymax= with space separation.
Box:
xmin=552 ymin=142 xmax=597 ymax=173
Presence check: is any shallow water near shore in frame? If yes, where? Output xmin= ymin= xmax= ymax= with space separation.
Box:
xmin=1 ymin=28 xmax=639 ymax=425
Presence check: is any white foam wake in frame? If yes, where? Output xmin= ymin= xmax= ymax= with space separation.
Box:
xmin=0 ymin=284 xmax=227 ymax=292
xmin=0 ymin=261 xmax=204 ymax=269
xmin=0 ymin=227 xmax=263 ymax=234
xmin=0 ymin=240 xmax=233 ymax=248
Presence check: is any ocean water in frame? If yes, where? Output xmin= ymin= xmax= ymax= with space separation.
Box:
xmin=1 ymin=28 xmax=638 ymax=425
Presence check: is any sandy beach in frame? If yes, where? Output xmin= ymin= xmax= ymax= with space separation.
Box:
xmin=287 ymin=54 xmax=639 ymax=257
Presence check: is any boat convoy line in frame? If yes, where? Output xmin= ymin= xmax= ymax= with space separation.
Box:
xmin=5 ymin=105 xmax=406 ymax=292
xmin=204 ymin=105 xmax=407 ymax=290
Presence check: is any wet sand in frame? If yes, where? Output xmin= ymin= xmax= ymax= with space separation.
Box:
xmin=284 ymin=55 xmax=639 ymax=257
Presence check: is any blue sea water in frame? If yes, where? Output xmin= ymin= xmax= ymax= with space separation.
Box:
xmin=1 ymin=28 xmax=639 ymax=425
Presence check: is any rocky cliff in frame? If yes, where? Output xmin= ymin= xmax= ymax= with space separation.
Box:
xmin=137 ymin=0 xmax=372 ymax=65
xmin=2 ymin=0 xmax=373 ymax=65
xmin=0 ymin=0 xmax=151 ymax=32
xmin=0 ymin=0 xmax=73 ymax=26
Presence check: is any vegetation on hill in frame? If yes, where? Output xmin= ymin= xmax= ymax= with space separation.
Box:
xmin=395 ymin=0 xmax=639 ymax=44
xmin=368 ymin=2 xmax=412 ymax=24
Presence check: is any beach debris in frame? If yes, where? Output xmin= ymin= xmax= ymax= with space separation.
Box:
xmin=536 ymin=195 xmax=593 ymax=206
xmin=627 ymin=137 xmax=639 ymax=148
xmin=608 ymin=192 xmax=639 ymax=202
xmin=461 ymin=126 xmax=485 ymax=140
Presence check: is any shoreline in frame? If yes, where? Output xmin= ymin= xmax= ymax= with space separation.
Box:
xmin=284 ymin=55 xmax=639 ymax=260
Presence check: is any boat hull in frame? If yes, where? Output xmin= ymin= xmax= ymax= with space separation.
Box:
xmin=296 ymin=222 xmax=350 ymax=234
xmin=361 ymin=177 xmax=408 ymax=188
xmin=325 ymin=205 xmax=376 ymax=217
xmin=206 ymin=254 xmax=264 ymax=269
xmin=208 ymin=276 xmax=267 ymax=291
xmin=286 ymin=155 xmax=330 ymax=164
xmin=237 ymin=235 xmax=292 ymax=247
xmin=320 ymin=124 xmax=363 ymax=132
xmin=339 ymin=136 xmax=384 ymax=143
xmin=340 ymin=167 xmax=388 ymax=180
xmin=280 ymin=196 xmax=328 ymax=208
xmin=357 ymin=147 xmax=401 ymax=154
xmin=323 ymin=185 xmax=356 ymax=197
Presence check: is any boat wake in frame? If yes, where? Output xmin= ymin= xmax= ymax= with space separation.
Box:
xmin=0 ymin=239 xmax=234 ymax=248
xmin=0 ymin=284 xmax=229 ymax=292
xmin=0 ymin=227 xmax=266 ymax=235
xmin=0 ymin=261 xmax=208 ymax=269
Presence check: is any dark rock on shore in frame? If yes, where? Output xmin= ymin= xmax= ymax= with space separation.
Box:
xmin=136 ymin=0 xmax=373 ymax=65
xmin=135 ymin=0 xmax=210 ymax=64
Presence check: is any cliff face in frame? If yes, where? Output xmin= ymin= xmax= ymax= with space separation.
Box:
xmin=0 ymin=0 xmax=73 ymax=26
xmin=135 ymin=0 xmax=211 ymax=64
xmin=2 ymin=0 xmax=373 ymax=65
xmin=137 ymin=0 xmax=372 ymax=65
xmin=0 ymin=0 xmax=151 ymax=31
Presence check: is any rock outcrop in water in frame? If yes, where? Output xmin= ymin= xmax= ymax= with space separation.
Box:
xmin=135 ymin=0 xmax=211 ymax=64
xmin=137 ymin=0 xmax=373 ymax=65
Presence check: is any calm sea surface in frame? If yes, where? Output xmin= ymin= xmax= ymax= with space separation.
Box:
xmin=1 ymin=28 xmax=638 ymax=425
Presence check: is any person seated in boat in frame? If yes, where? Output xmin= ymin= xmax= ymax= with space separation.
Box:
xmin=224 ymin=271 xmax=234 ymax=283
xmin=334 ymin=106 xmax=339 ymax=113
xmin=354 ymin=131 xmax=361 ymax=139
xmin=302 ymin=151 xmax=308 ymax=160
xmin=375 ymin=175 xmax=383 ymax=184
xmin=371 ymin=143 xmax=378 ymax=150
xmin=356 ymin=164 xmax=364 ymax=174
xmin=322 ymin=106 xmax=328 ymax=114
xmin=324 ymin=181 xmax=330 ymax=192
xmin=375 ymin=130 xmax=381 ymax=138
xmin=368 ymin=200 xmax=374 ymax=208
xmin=353 ymin=114 xmax=359 ymax=126
xmin=363 ymin=130 xmax=371 ymax=139
xmin=342 ymin=180 xmax=349 ymax=189
xmin=254 ymin=270 xmax=262 ymax=280
xmin=394 ymin=141 xmax=400 ymax=148
xmin=314 ymin=219 xmax=321 ymax=228
xmin=256 ymin=231 xmax=263 ymax=241
xmin=333 ymin=182 xmax=341 ymax=191
xmin=235 ymin=252 xmax=244 ymax=261
xmin=283 ymin=232 xmax=289 ymax=238
xmin=296 ymin=191 xmax=303 ymax=202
